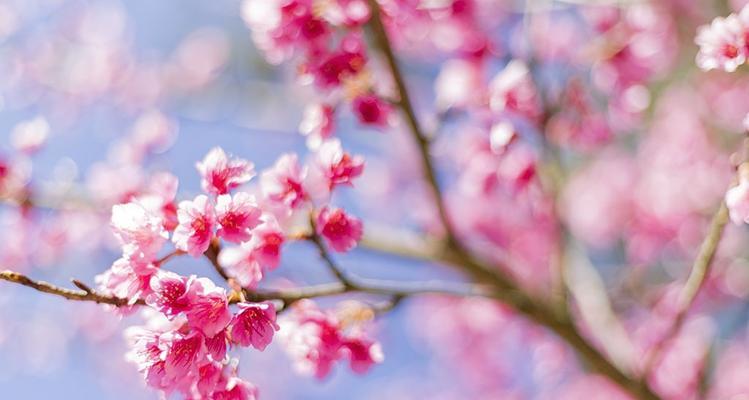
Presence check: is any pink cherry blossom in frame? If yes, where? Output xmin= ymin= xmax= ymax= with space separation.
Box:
xmin=212 ymin=376 xmax=259 ymax=400
xmin=340 ymin=336 xmax=384 ymax=375
xmin=305 ymin=35 xmax=367 ymax=88
xmin=218 ymin=216 xmax=285 ymax=287
xmin=205 ymin=330 xmax=229 ymax=361
xmin=217 ymin=245 xmax=265 ymax=288
xmin=215 ymin=192 xmax=262 ymax=243
xmin=172 ymin=195 xmax=216 ymax=257
xmin=96 ymin=258 xmax=158 ymax=304
xmin=125 ymin=327 xmax=172 ymax=391
xmin=110 ymin=200 xmax=168 ymax=262
xmin=241 ymin=0 xmax=329 ymax=64
xmin=184 ymin=278 xmax=232 ymax=337
xmin=696 ymin=13 xmax=747 ymax=72
xmin=352 ymin=94 xmax=391 ymax=127
xmin=146 ymin=271 xmax=191 ymax=318
xmin=316 ymin=139 xmax=364 ymax=189
xmin=278 ymin=300 xmax=382 ymax=379
xmin=261 ymin=153 xmax=308 ymax=209
xmin=229 ymin=301 xmax=279 ymax=350
xmin=489 ymin=60 xmax=541 ymax=122
xmin=160 ymin=330 xmax=206 ymax=382
xmin=320 ymin=0 xmax=371 ymax=27
xmin=300 ymin=103 xmax=335 ymax=149
xmin=316 ymin=206 xmax=363 ymax=253
xmin=196 ymin=147 xmax=255 ymax=195
xmin=139 ymin=171 xmax=179 ymax=231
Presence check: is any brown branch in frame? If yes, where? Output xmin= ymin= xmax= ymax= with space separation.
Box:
xmin=2 ymin=269 xmax=491 ymax=312
xmin=365 ymin=1 xmax=461 ymax=252
xmin=642 ymin=201 xmax=729 ymax=377
xmin=365 ymin=4 xmax=660 ymax=399
xmin=204 ymin=238 xmax=231 ymax=282
xmin=0 ymin=270 xmax=141 ymax=306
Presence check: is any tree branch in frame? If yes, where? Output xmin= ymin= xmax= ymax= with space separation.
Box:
xmin=642 ymin=201 xmax=729 ymax=377
xmin=0 ymin=270 xmax=140 ymax=306
xmin=364 ymin=3 xmax=660 ymax=399
xmin=204 ymin=238 xmax=231 ymax=282
xmin=365 ymin=0 xmax=461 ymax=251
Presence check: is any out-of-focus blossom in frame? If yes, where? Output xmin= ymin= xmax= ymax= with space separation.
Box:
xmin=261 ymin=154 xmax=308 ymax=209
xmin=435 ymin=58 xmax=484 ymax=111
xmin=316 ymin=206 xmax=363 ymax=253
xmin=307 ymin=139 xmax=364 ymax=199
xmin=10 ymin=116 xmax=50 ymax=155
xmin=351 ymin=94 xmax=392 ymax=127
xmin=278 ymin=300 xmax=383 ymax=379
xmin=241 ymin=0 xmax=329 ymax=64
xmin=489 ymin=60 xmax=541 ymax=122
xmin=300 ymin=103 xmax=335 ymax=149
xmin=110 ymin=201 xmax=168 ymax=262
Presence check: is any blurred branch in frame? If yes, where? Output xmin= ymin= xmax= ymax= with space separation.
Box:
xmin=365 ymin=3 xmax=660 ymax=399
xmin=642 ymin=201 xmax=729 ymax=377
xmin=565 ymin=243 xmax=637 ymax=372
xmin=366 ymin=0 xmax=462 ymax=253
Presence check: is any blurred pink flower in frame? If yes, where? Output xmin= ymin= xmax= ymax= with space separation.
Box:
xmin=261 ymin=153 xmax=308 ymax=210
xmin=352 ymin=94 xmax=392 ymax=127
xmin=316 ymin=206 xmax=363 ymax=253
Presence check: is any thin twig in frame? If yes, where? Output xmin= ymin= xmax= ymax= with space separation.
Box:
xmin=1 ymin=271 xmax=140 ymax=306
xmin=156 ymin=249 xmax=186 ymax=266
xmin=642 ymin=202 xmax=729 ymax=377
xmin=2 ymin=269 xmax=491 ymax=310
xmin=308 ymin=214 xmax=356 ymax=288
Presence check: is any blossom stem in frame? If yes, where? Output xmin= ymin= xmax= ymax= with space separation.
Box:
xmin=204 ymin=238 xmax=231 ymax=282
xmin=641 ymin=201 xmax=729 ymax=377
xmin=155 ymin=249 xmax=186 ymax=266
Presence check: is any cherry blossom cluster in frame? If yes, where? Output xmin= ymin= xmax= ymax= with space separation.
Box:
xmin=242 ymin=0 xmax=393 ymax=149
xmin=91 ymin=142 xmax=373 ymax=399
